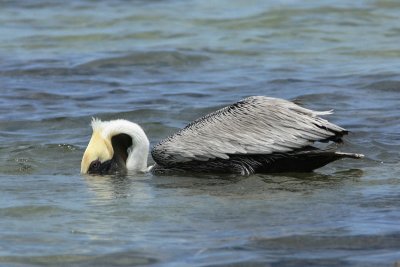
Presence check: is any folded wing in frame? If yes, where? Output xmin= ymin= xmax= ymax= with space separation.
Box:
xmin=151 ymin=96 xmax=347 ymax=167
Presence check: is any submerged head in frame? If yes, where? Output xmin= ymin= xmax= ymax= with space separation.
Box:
xmin=81 ymin=118 xmax=149 ymax=175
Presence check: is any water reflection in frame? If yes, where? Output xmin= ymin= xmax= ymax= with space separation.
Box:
xmin=84 ymin=173 xmax=155 ymax=201
xmin=149 ymin=169 xmax=364 ymax=198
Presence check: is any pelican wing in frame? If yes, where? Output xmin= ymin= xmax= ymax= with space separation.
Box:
xmin=151 ymin=96 xmax=347 ymax=166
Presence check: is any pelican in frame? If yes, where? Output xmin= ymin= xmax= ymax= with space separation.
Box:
xmin=81 ymin=96 xmax=364 ymax=175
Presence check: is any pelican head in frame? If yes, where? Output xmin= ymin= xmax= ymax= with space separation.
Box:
xmin=81 ymin=118 xmax=150 ymax=175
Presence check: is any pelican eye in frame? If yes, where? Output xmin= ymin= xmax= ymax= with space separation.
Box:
xmin=89 ymin=160 xmax=101 ymax=172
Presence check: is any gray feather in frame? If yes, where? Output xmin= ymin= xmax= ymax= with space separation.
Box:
xmin=151 ymin=96 xmax=348 ymax=167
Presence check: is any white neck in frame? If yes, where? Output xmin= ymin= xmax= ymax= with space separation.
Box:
xmin=102 ymin=119 xmax=150 ymax=173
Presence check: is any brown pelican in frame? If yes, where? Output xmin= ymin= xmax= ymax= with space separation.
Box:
xmin=81 ymin=96 xmax=363 ymax=175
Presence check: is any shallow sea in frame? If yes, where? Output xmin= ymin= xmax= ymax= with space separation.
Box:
xmin=1 ymin=1 xmax=400 ymax=266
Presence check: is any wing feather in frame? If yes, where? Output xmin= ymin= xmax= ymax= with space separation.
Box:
xmin=152 ymin=96 xmax=347 ymax=166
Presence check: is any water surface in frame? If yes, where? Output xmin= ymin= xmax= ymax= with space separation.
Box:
xmin=1 ymin=0 xmax=400 ymax=266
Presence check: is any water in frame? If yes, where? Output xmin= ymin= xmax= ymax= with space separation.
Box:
xmin=1 ymin=0 xmax=400 ymax=266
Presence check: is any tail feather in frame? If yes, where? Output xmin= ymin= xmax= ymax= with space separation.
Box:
xmin=334 ymin=152 xmax=365 ymax=159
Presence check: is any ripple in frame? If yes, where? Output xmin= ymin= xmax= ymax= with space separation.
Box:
xmin=0 ymin=142 xmax=83 ymax=175
xmin=0 ymin=251 xmax=159 ymax=267
xmin=0 ymin=66 xmax=91 ymax=77
xmin=5 ymin=91 xmax=69 ymax=101
xmin=163 ymin=92 xmax=211 ymax=98
xmin=0 ymin=205 xmax=61 ymax=218
xmin=362 ymin=80 xmax=400 ymax=92
xmin=76 ymin=51 xmax=210 ymax=70
xmin=249 ymin=233 xmax=400 ymax=250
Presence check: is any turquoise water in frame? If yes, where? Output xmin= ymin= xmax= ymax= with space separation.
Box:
xmin=1 ymin=1 xmax=400 ymax=266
